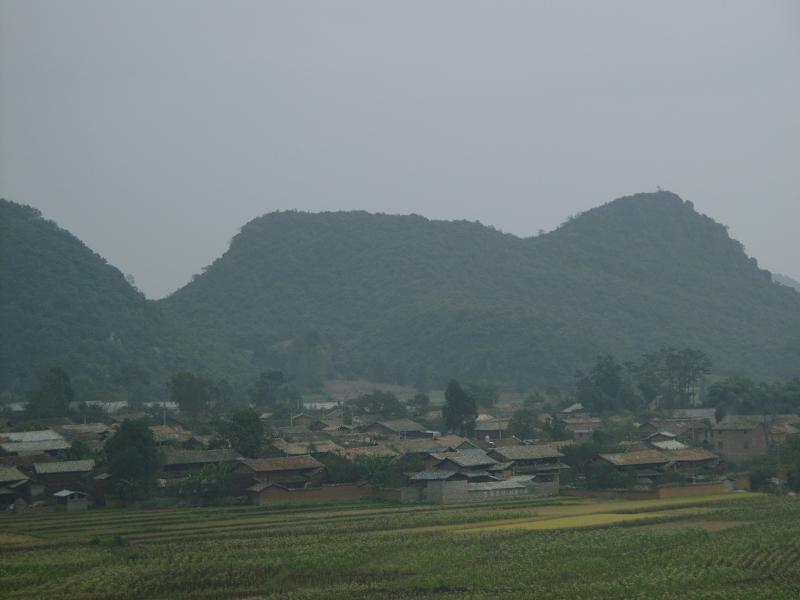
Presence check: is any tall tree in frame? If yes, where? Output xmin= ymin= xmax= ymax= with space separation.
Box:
xmin=442 ymin=380 xmax=477 ymax=436
xmin=27 ymin=367 xmax=74 ymax=418
xmin=351 ymin=391 xmax=407 ymax=417
xmin=112 ymin=362 xmax=151 ymax=410
xmin=575 ymin=354 xmax=638 ymax=413
xmin=169 ymin=372 xmax=215 ymax=422
xmin=104 ymin=419 xmax=160 ymax=502
xmin=509 ymin=407 xmax=539 ymax=439
xmin=467 ymin=383 xmax=498 ymax=409
xmin=218 ymin=408 xmax=264 ymax=458
xmin=249 ymin=370 xmax=287 ymax=407
xmin=635 ymin=348 xmax=712 ymax=409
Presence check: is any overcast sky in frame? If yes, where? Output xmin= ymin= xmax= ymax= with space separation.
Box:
xmin=2 ymin=1 xmax=798 ymax=299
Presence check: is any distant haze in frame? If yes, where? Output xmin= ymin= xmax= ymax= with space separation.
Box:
xmin=1 ymin=1 xmax=798 ymax=299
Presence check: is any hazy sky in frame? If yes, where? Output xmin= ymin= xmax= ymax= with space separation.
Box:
xmin=2 ymin=1 xmax=799 ymax=299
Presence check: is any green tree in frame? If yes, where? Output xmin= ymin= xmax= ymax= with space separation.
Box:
xmin=67 ymin=440 xmax=95 ymax=460
xmin=27 ymin=367 xmax=74 ymax=418
xmin=586 ymin=462 xmax=636 ymax=490
xmin=351 ymin=391 xmax=407 ymax=418
xmin=467 ymin=383 xmax=498 ymax=409
xmin=509 ymin=408 xmax=539 ymax=439
xmin=104 ymin=419 xmax=160 ymax=502
xmin=576 ymin=354 xmax=638 ymax=413
xmin=442 ymin=380 xmax=477 ymax=437
xmin=178 ymin=463 xmax=232 ymax=503
xmin=356 ymin=455 xmax=394 ymax=492
xmin=249 ymin=370 xmax=286 ymax=407
xmin=169 ymin=372 xmax=215 ymax=421
xmin=635 ymin=347 xmax=712 ymax=409
xmin=411 ymin=392 xmax=430 ymax=416
xmin=219 ymin=408 xmax=264 ymax=458
xmin=112 ymin=362 xmax=151 ymax=410
xmin=319 ymin=454 xmax=360 ymax=483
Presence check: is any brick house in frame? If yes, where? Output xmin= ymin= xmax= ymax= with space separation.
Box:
xmin=712 ymin=416 xmax=769 ymax=463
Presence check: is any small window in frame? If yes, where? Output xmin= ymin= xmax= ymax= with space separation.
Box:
xmin=744 ymin=441 xmax=750 ymax=449
xmin=718 ymin=442 xmax=724 ymax=450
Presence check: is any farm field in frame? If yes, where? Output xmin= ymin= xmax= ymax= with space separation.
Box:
xmin=2 ymin=493 xmax=800 ymax=598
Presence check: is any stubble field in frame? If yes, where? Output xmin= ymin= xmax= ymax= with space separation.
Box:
xmin=2 ymin=492 xmax=799 ymax=599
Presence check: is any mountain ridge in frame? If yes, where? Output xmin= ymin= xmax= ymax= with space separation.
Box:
xmin=160 ymin=191 xmax=800 ymax=387
xmin=0 ymin=199 xmax=251 ymax=396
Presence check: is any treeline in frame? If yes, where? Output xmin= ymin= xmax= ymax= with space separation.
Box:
xmin=574 ymin=347 xmax=711 ymax=414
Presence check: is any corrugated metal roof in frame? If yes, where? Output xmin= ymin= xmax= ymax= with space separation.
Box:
xmin=650 ymin=440 xmax=688 ymax=451
xmin=34 ymin=460 xmax=95 ymax=475
xmin=1 ymin=429 xmax=64 ymax=443
xmin=0 ymin=466 xmax=28 ymax=483
xmin=1 ymin=440 xmax=70 ymax=454
xmin=409 ymin=471 xmax=463 ymax=481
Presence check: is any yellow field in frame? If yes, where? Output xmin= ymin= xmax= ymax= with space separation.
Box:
xmin=409 ymin=493 xmax=750 ymax=533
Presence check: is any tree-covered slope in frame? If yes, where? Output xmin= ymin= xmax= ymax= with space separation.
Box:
xmin=0 ymin=199 xmax=250 ymax=395
xmin=773 ymin=273 xmax=800 ymax=293
xmin=161 ymin=191 xmax=800 ymax=388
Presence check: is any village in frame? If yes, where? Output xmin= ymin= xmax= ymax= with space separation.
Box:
xmin=2 ymin=385 xmax=796 ymax=513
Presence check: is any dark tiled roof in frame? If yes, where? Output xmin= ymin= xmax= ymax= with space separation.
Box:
xmin=371 ymin=419 xmax=427 ymax=433
xmin=240 ymin=455 xmax=323 ymax=473
xmin=491 ymin=445 xmax=563 ymax=461
xmin=598 ymin=450 xmax=671 ymax=467
xmin=714 ymin=416 xmax=768 ymax=431
xmin=164 ymin=449 xmax=241 ymax=467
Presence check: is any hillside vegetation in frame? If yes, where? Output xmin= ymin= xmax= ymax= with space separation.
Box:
xmin=0 ymin=199 xmax=250 ymax=395
xmin=161 ymin=191 xmax=800 ymax=388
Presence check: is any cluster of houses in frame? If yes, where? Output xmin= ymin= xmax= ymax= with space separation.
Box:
xmin=3 ymin=400 xmax=799 ymax=511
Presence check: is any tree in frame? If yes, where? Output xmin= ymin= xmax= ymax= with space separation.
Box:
xmin=468 ymin=383 xmax=498 ymax=409
xmin=356 ymin=455 xmax=394 ymax=492
xmin=249 ymin=370 xmax=286 ymax=407
xmin=169 ymin=372 xmax=215 ymax=421
xmin=586 ymin=463 xmax=636 ymax=490
xmin=575 ymin=354 xmax=638 ymax=414
xmin=218 ymin=408 xmax=264 ymax=458
xmin=442 ymin=380 xmax=477 ymax=437
xmin=67 ymin=440 xmax=95 ymax=460
xmin=351 ymin=391 xmax=407 ymax=418
xmin=27 ymin=367 xmax=74 ymax=418
xmin=635 ymin=347 xmax=712 ymax=409
xmin=319 ymin=454 xmax=360 ymax=483
xmin=179 ymin=463 xmax=232 ymax=503
xmin=411 ymin=392 xmax=430 ymax=417
xmin=112 ymin=362 xmax=151 ymax=410
xmin=104 ymin=419 xmax=160 ymax=502
xmin=509 ymin=408 xmax=539 ymax=440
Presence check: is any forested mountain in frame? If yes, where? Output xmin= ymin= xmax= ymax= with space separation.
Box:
xmin=0 ymin=199 xmax=250 ymax=396
xmin=161 ymin=191 xmax=800 ymax=388
xmin=773 ymin=273 xmax=800 ymax=293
